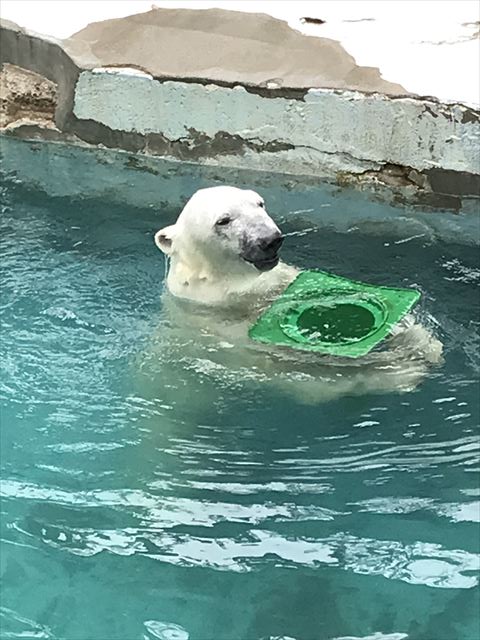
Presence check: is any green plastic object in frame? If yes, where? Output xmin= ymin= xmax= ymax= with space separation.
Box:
xmin=249 ymin=270 xmax=421 ymax=358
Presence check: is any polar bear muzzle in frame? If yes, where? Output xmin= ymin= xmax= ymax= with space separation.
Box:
xmin=241 ymin=231 xmax=284 ymax=272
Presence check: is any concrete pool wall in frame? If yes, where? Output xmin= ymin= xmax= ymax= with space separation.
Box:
xmin=2 ymin=135 xmax=478 ymax=247
xmin=1 ymin=5 xmax=479 ymax=211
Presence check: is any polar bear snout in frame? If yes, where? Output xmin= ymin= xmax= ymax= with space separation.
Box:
xmin=241 ymin=229 xmax=284 ymax=272
xmin=260 ymin=233 xmax=284 ymax=254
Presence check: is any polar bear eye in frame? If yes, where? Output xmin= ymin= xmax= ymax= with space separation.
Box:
xmin=258 ymin=201 xmax=265 ymax=209
xmin=215 ymin=216 xmax=232 ymax=227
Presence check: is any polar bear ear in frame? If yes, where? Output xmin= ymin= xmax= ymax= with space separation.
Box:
xmin=154 ymin=225 xmax=177 ymax=255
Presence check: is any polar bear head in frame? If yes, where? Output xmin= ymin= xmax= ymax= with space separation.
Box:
xmin=154 ymin=186 xmax=285 ymax=302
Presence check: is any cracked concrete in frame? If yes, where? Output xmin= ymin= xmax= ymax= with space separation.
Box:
xmin=71 ymin=70 xmax=480 ymax=177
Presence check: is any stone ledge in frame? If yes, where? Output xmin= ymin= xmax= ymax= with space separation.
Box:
xmin=1 ymin=10 xmax=479 ymax=209
xmin=72 ymin=69 xmax=479 ymax=176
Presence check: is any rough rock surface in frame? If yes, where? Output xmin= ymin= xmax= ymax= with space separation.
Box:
xmin=0 ymin=63 xmax=56 ymax=128
xmin=63 ymin=8 xmax=407 ymax=95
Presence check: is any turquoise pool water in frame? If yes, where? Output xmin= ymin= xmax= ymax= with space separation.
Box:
xmin=1 ymin=165 xmax=479 ymax=640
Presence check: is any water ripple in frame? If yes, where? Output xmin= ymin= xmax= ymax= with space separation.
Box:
xmin=0 ymin=480 xmax=345 ymax=527
xmin=8 ymin=523 xmax=478 ymax=589
xmin=352 ymin=497 xmax=480 ymax=523
xmin=0 ymin=607 xmax=56 ymax=640
xmin=274 ymin=436 xmax=479 ymax=473
xmin=144 ymin=620 xmax=189 ymax=640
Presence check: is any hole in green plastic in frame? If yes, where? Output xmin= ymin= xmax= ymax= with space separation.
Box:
xmin=296 ymin=303 xmax=376 ymax=343
xmin=279 ymin=293 xmax=388 ymax=347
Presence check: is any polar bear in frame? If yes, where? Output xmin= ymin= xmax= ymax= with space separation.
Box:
xmin=154 ymin=185 xmax=297 ymax=308
xmin=150 ymin=185 xmax=442 ymax=404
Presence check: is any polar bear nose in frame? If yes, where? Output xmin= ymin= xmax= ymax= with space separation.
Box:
xmin=260 ymin=232 xmax=284 ymax=254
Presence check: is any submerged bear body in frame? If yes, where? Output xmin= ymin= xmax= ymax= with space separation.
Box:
xmin=150 ymin=186 xmax=442 ymax=403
